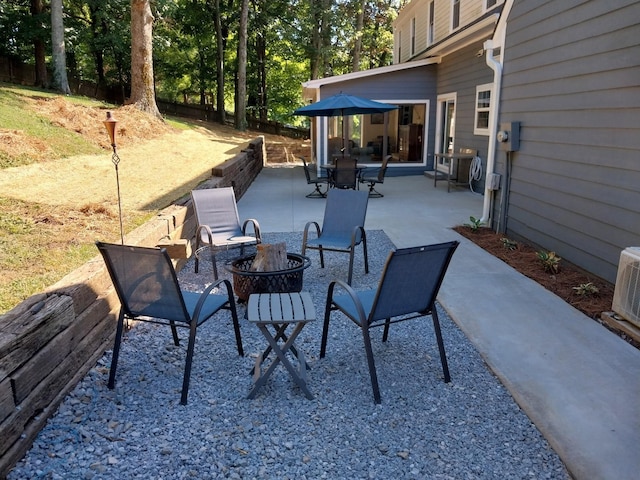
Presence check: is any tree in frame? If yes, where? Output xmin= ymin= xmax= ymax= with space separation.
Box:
xmin=30 ymin=0 xmax=48 ymax=87
xmin=129 ymin=0 xmax=161 ymax=118
xmin=214 ymin=0 xmax=226 ymax=124
xmin=50 ymin=0 xmax=71 ymax=93
xmin=235 ymin=0 xmax=248 ymax=130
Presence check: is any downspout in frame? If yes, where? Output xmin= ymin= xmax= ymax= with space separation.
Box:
xmin=480 ymin=39 xmax=502 ymax=225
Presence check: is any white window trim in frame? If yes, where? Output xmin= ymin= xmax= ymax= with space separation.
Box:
xmin=484 ymin=0 xmax=501 ymax=12
xmin=451 ymin=0 xmax=461 ymax=32
xmin=410 ymin=17 xmax=416 ymax=56
xmin=427 ymin=1 xmax=435 ymax=46
xmin=474 ymin=83 xmax=493 ymax=136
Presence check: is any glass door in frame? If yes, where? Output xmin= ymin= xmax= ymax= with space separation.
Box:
xmin=436 ymin=93 xmax=456 ymax=173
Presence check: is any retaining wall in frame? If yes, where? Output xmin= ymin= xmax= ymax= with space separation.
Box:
xmin=0 ymin=137 xmax=265 ymax=478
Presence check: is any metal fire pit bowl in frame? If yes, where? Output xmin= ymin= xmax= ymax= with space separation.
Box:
xmin=226 ymin=253 xmax=311 ymax=302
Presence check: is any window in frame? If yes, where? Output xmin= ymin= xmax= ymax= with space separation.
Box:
xmin=428 ymin=1 xmax=435 ymax=45
xmin=410 ymin=17 xmax=416 ymax=56
xmin=474 ymin=84 xmax=492 ymax=135
xmin=452 ymin=0 xmax=460 ymax=30
xmin=485 ymin=0 xmax=498 ymax=9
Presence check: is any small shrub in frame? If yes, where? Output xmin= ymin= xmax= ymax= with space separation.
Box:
xmin=464 ymin=216 xmax=484 ymax=232
xmin=537 ymin=250 xmax=561 ymax=274
xmin=573 ymin=282 xmax=599 ymax=297
xmin=501 ymin=237 xmax=518 ymax=250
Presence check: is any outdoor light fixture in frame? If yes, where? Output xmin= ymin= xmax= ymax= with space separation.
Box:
xmin=103 ymin=111 xmax=124 ymax=244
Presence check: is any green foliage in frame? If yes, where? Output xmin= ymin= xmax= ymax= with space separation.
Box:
xmin=501 ymin=237 xmax=518 ymax=250
xmin=573 ymin=282 xmax=599 ymax=297
xmin=537 ymin=250 xmax=561 ymax=274
xmin=464 ymin=216 xmax=484 ymax=232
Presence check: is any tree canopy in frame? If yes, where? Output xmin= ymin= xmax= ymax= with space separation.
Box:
xmin=0 ymin=0 xmax=401 ymax=127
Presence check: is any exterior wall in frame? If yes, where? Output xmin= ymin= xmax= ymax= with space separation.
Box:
xmin=436 ymin=40 xmax=494 ymax=189
xmin=316 ymin=65 xmax=437 ymax=173
xmin=497 ymin=0 xmax=640 ymax=283
xmin=394 ymin=0 xmax=504 ymax=62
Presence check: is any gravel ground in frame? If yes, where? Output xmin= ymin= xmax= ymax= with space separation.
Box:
xmin=8 ymin=231 xmax=570 ymax=479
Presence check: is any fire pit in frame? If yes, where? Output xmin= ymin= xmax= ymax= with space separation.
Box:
xmin=226 ymin=253 xmax=311 ymax=302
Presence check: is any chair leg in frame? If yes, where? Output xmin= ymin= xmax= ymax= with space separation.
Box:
xmin=211 ymin=249 xmax=218 ymax=280
xmin=347 ymin=248 xmax=355 ymax=285
xmin=382 ymin=318 xmax=391 ymax=342
xmin=361 ymin=326 xmax=381 ymax=404
xmin=431 ymin=307 xmax=451 ymax=383
xmin=107 ymin=310 xmax=125 ymax=390
xmin=229 ymin=298 xmax=244 ymax=356
xmin=362 ymin=232 xmax=369 ymax=275
xmin=320 ymin=290 xmax=335 ymax=358
xmin=306 ymin=182 xmax=327 ymax=198
xmin=170 ymin=320 xmax=179 ymax=346
xmin=368 ymin=183 xmax=383 ymax=198
xmin=181 ymin=322 xmax=198 ymax=405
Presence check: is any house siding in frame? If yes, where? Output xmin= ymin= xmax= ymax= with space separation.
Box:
xmin=395 ymin=0 xmax=496 ymax=61
xmin=498 ymin=0 xmax=640 ymax=283
xmin=436 ymin=41 xmax=493 ymax=189
xmin=317 ymin=66 xmax=438 ymax=173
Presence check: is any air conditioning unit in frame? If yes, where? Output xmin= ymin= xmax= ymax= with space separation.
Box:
xmin=612 ymin=247 xmax=640 ymax=328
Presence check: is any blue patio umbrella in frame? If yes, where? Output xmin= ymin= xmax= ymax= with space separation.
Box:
xmin=292 ymin=92 xmax=399 ymax=117
xmin=293 ymin=93 xmax=399 ymax=155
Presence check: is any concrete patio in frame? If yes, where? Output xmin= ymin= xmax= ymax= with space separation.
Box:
xmin=235 ymin=164 xmax=640 ymax=480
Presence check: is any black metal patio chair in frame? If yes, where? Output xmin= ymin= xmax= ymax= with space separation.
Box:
xmin=359 ymin=155 xmax=391 ymax=197
xmin=301 ymin=156 xmax=329 ymax=198
xmin=320 ymin=241 xmax=459 ymax=403
xmin=96 ymin=241 xmax=244 ymax=405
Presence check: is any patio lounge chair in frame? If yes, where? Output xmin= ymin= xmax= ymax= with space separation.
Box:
xmin=359 ymin=155 xmax=391 ymax=197
xmin=96 ymin=241 xmax=244 ymax=405
xmin=301 ymin=189 xmax=369 ymax=285
xmin=191 ymin=187 xmax=261 ymax=278
xmin=320 ymin=241 xmax=459 ymax=403
xmin=301 ymin=156 xmax=328 ymax=198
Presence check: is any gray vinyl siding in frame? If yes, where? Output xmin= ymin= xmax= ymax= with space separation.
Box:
xmin=498 ymin=0 xmax=640 ymax=283
xmin=436 ymin=41 xmax=493 ymax=189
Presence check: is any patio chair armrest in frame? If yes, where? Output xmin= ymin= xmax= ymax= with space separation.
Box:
xmin=302 ymin=221 xmax=321 ymax=239
xmin=327 ymin=279 xmax=368 ymax=325
xmin=350 ymin=225 xmax=366 ymax=247
xmin=242 ymin=218 xmax=261 ymax=242
xmin=195 ymin=224 xmax=214 ymax=245
xmin=191 ymin=278 xmax=235 ymax=324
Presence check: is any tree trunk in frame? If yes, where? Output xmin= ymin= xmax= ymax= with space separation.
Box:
xmin=214 ymin=0 xmax=226 ymax=124
xmin=51 ymin=0 xmax=71 ymax=94
xmin=31 ymin=0 xmax=47 ymax=88
xmin=235 ymin=0 xmax=248 ymax=131
xmin=352 ymin=0 xmax=365 ymax=72
xmin=129 ymin=0 xmax=162 ymax=119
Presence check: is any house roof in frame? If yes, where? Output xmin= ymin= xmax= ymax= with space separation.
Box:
xmin=301 ymin=58 xmax=441 ymax=100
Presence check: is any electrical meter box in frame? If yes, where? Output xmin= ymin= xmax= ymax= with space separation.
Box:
xmin=497 ymin=122 xmax=520 ymax=151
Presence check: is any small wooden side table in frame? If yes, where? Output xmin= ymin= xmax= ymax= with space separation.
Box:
xmin=246 ymin=292 xmax=315 ymax=400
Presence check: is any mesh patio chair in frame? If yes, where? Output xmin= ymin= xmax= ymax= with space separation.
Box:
xmin=320 ymin=241 xmax=459 ymax=403
xmin=301 ymin=189 xmax=369 ymax=285
xmin=332 ymin=157 xmax=359 ymax=190
xmin=191 ymin=187 xmax=261 ymax=278
xmin=359 ymin=155 xmax=391 ymax=197
xmin=97 ymin=241 xmax=244 ymax=405
xmin=301 ymin=156 xmax=329 ymax=198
